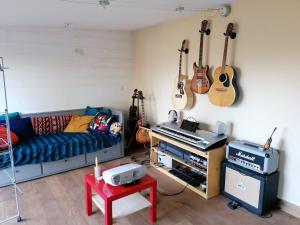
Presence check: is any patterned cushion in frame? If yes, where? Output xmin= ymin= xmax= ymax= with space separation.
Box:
xmin=31 ymin=115 xmax=72 ymax=135
xmin=0 ymin=125 xmax=19 ymax=150
xmin=89 ymin=113 xmax=116 ymax=133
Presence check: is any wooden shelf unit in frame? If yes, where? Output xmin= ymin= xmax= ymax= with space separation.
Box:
xmin=150 ymin=131 xmax=225 ymax=200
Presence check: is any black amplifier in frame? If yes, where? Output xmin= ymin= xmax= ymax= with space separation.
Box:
xmin=221 ymin=161 xmax=279 ymax=216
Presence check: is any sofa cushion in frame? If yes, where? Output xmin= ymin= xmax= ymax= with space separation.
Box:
xmin=0 ymin=125 xmax=19 ymax=150
xmin=0 ymin=112 xmax=20 ymax=121
xmin=9 ymin=118 xmax=35 ymax=140
xmin=31 ymin=115 xmax=72 ymax=135
xmin=64 ymin=115 xmax=94 ymax=133
xmin=89 ymin=112 xmax=117 ymax=133
xmin=84 ymin=106 xmax=111 ymax=116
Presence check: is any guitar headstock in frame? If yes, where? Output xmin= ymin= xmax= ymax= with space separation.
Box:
xmin=200 ymin=20 xmax=210 ymax=35
xmin=178 ymin=39 xmax=189 ymax=54
xmin=224 ymin=22 xmax=236 ymax=39
xmin=138 ymin=90 xmax=144 ymax=100
xmin=132 ymin=89 xmax=139 ymax=98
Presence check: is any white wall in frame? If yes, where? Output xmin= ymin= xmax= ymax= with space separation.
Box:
xmin=133 ymin=0 xmax=300 ymax=206
xmin=0 ymin=26 xmax=133 ymax=113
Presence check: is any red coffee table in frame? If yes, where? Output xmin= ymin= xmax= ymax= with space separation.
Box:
xmin=84 ymin=172 xmax=157 ymax=225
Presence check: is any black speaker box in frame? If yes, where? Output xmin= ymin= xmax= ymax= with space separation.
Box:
xmin=221 ymin=161 xmax=279 ymax=216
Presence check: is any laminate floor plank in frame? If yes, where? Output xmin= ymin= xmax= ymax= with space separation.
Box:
xmin=0 ymin=154 xmax=299 ymax=225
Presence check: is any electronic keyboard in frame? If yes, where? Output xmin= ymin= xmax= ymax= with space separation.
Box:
xmin=151 ymin=122 xmax=227 ymax=151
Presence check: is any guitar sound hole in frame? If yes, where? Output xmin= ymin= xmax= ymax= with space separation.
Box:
xmin=219 ymin=74 xmax=227 ymax=82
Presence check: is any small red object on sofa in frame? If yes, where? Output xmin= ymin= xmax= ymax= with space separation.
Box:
xmin=0 ymin=125 xmax=19 ymax=150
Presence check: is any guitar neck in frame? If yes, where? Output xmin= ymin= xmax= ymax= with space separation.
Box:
xmin=140 ymin=99 xmax=145 ymax=126
xmin=178 ymin=50 xmax=183 ymax=82
xmin=198 ymin=33 xmax=204 ymax=71
xmin=221 ymin=36 xmax=229 ymax=74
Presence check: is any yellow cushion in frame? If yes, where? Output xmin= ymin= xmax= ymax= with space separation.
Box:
xmin=64 ymin=115 xmax=94 ymax=133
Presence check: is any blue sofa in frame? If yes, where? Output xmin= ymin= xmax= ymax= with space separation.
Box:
xmin=0 ymin=108 xmax=124 ymax=187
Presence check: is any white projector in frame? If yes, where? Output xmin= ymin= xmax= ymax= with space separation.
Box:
xmin=103 ymin=163 xmax=147 ymax=186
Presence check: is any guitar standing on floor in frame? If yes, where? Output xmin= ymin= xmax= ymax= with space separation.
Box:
xmin=136 ymin=91 xmax=150 ymax=144
xmin=172 ymin=40 xmax=194 ymax=110
xmin=127 ymin=89 xmax=140 ymax=149
xmin=191 ymin=20 xmax=211 ymax=94
xmin=208 ymin=23 xmax=238 ymax=107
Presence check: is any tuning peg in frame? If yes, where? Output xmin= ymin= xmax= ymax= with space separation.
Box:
xmin=183 ymin=48 xmax=189 ymax=54
xmin=230 ymin=32 xmax=236 ymax=39
xmin=205 ymin=29 xmax=211 ymax=35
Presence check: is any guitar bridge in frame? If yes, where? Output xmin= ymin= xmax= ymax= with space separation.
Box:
xmin=216 ymin=88 xmax=227 ymax=92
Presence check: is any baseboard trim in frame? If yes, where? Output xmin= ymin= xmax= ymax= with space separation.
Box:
xmin=279 ymin=199 xmax=300 ymax=219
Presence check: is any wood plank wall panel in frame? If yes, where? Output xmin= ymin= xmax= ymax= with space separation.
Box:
xmin=0 ymin=27 xmax=133 ymax=113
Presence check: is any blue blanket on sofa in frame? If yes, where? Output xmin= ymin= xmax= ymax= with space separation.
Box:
xmin=0 ymin=132 xmax=120 ymax=169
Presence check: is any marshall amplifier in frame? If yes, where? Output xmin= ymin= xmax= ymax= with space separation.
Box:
xmin=226 ymin=140 xmax=279 ymax=174
xmin=221 ymin=161 xmax=279 ymax=216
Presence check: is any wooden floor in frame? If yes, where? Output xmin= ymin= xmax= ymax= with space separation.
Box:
xmin=1 ymin=151 xmax=299 ymax=225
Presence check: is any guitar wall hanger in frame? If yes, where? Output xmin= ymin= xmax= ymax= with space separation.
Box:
xmin=200 ymin=28 xmax=211 ymax=35
xmin=178 ymin=48 xmax=189 ymax=54
xmin=224 ymin=31 xmax=236 ymax=39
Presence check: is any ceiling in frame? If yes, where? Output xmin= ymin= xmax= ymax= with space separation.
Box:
xmin=0 ymin=0 xmax=235 ymax=31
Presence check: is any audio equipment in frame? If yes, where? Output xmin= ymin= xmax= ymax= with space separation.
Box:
xmin=213 ymin=121 xmax=227 ymax=136
xmin=169 ymin=164 xmax=206 ymax=188
xmin=152 ymin=122 xmax=227 ymax=151
xmin=221 ymin=161 xmax=279 ymax=216
xmin=226 ymin=140 xmax=279 ymax=175
xmin=168 ymin=110 xmax=178 ymax=123
xmin=158 ymin=141 xmax=190 ymax=161
xmin=157 ymin=153 xmax=172 ymax=168
xmin=189 ymin=154 xmax=207 ymax=170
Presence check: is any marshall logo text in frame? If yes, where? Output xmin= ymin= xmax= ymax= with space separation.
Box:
xmin=236 ymin=151 xmax=256 ymax=162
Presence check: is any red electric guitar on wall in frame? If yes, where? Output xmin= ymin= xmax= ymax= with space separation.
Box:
xmin=191 ymin=20 xmax=211 ymax=94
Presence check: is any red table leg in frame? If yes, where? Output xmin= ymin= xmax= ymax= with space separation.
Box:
xmin=85 ymin=181 xmax=92 ymax=216
xmin=105 ymin=199 xmax=113 ymax=225
xmin=149 ymin=182 xmax=157 ymax=223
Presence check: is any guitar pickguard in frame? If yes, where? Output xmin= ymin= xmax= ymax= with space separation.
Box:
xmin=177 ymin=81 xmax=185 ymax=95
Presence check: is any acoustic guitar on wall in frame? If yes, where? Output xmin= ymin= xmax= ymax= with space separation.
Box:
xmin=172 ymin=40 xmax=193 ymax=110
xmin=208 ymin=23 xmax=238 ymax=107
xmin=136 ymin=91 xmax=150 ymax=144
xmin=191 ymin=20 xmax=211 ymax=94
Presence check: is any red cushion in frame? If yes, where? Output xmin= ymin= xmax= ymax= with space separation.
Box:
xmin=0 ymin=125 xmax=19 ymax=150
xmin=31 ymin=115 xmax=72 ymax=135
